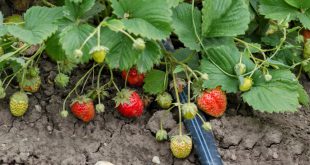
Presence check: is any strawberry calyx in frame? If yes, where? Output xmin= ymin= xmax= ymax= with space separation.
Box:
xmin=181 ymin=103 xmax=198 ymax=120
xmin=55 ymin=73 xmax=69 ymax=88
xmin=28 ymin=67 xmax=40 ymax=77
xmin=133 ymin=38 xmax=146 ymax=51
xmin=71 ymin=95 xmax=93 ymax=106
xmin=156 ymin=129 xmax=168 ymax=141
xmin=156 ymin=92 xmax=173 ymax=109
xmin=113 ymin=89 xmax=134 ymax=107
xmin=11 ymin=91 xmax=29 ymax=103
xmin=60 ymin=110 xmax=69 ymax=118
xmin=89 ymin=45 xmax=109 ymax=54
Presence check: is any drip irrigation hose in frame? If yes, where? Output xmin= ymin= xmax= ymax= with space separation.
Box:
xmin=163 ymin=39 xmax=223 ymax=165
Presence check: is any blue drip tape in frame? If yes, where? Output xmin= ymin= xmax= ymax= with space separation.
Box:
xmin=180 ymin=91 xmax=223 ymax=165
xmin=162 ymin=39 xmax=223 ymax=165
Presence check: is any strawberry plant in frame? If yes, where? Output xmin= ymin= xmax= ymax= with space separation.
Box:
xmin=1 ymin=0 xmax=310 ymax=161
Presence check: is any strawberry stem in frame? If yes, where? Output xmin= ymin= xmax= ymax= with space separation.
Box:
xmin=172 ymin=72 xmax=183 ymax=136
xmin=109 ymin=68 xmax=120 ymax=92
xmin=184 ymin=69 xmax=191 ymax=104
xmin=96 ymin=64 xmax=105 ymax=104
xmin=124 ymin=69 xmax=129 ymax=88
xmin=62 ymin=64 xmax=98 ymax=112
xmin=196 ymin=113 xmax=207 ymax=124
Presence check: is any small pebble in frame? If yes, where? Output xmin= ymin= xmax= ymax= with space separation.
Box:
xmin=95 ymin=161 xmax=114 ymax=165
xmin=152 ymin=156 xmax=160 ymax=164
xmin=35 ymin=105 xmax=42 ymax=112
xmin=47 ymin=125 xmax=53 ymax=132
xmin=272 ymin=152 xmax=279 ymax=159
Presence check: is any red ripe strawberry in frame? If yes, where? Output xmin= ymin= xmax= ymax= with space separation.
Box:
xmin=303 ymin=30 xmax=310 ymax=42
xmin=70 ymin=96 xmax=95 ymax=122
xmin=121 ymin=68 xmax=145 ymax=87
xmin=196 ymin=87 xmax=227 ymax=117
xmin=113 ymin=89 xmax=144 ymax=118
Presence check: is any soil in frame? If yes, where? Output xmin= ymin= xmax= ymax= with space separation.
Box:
xmin=0 ymin=58 xmax=310 ymax=165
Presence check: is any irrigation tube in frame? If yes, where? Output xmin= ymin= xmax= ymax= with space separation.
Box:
xmin=162 ymin=40 xmax=223 ymax=165
xmin=179 ymin=91 xmax=223 ymax=165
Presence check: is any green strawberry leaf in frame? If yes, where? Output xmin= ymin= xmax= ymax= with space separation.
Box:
xmin=242 ymin=69 xmax=304 ymax=113
xmin=284 ymin=0 xmax=310 ymax=9
xmin=105 ymin=19 xmax=125 ymax=32
xmin=167 ymin=0 xmax=183 ymax=8
xmin=100 ymin=27 xmax=139 ymax=70
xmin=200 ymin=40 xmax=256 ymax=93
xmin=8 ymin=57 xmax=26 ymax=67
xmin=173 ymin=48 xmax=200 ymax=70
xmin=172 ymin=3 xmax=201 ymax=51
xmin=69 ymin=0 xmax=83 ymax=3
xmin=143 ymin=69 xmax=167 ymax=95
xmin=64 ymin=0 xmax=96 ymax=21
xmin=136 ymin=41 xmax=162 ymax=73
xmin=297 ymin=84 xmax=310 ymax=108
xmin=59 ymin=24 xmax=96 ymax=63
xmin=45 ymin=34 xmax=67 ymax=61
xmin=7 ymin=6 xmax=64 ymax=44
xmin=111 ymin=0 xmax=173 ymax=40
xmin=202 ymin=0 xmax=250 ymax=37
xmin=259 ymin=0 xmax=299 ymax=21
xmin=259 ymin=0 xmax=310 ymax=29
xmin=297 ymin=10 xmax=310 ymax=29
xmin=82 ymin=1 xmax=105 ymax=20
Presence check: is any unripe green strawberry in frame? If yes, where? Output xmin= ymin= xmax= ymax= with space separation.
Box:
xmin=96 ymin=103 xmax=105 ymax=113
xmin=54 ymin=73 xmax=69 ymax=88
xmin=74 ymin=49 xmax=83 ymax=59
xmin=90 ymin=46 xmax=109 ymax=64
xmin=0 ymin=80 xmax=5 ymax=99
xmin=0 ymin=87 xmax=6 ymax=99
xmin=234 ymin=63 xmax=246 ymax=75
xmin=156 ymin=92 xmax=173 ymax=109
xmin=133 ymin=38 xmax=146 ymax=51
xmin=170 ymin=135 xmax=192 ymax=159
xmin=265 ymin=23 xmax=278 ymax=35
xmin=181 ymin=103 xmax=198 ymax=120
xmin=201 ymin=73 xmax=209 ymax=81
xmin=156 ymin=129 xmax=168 ymax=142
xmin=239 ymin=77 xmax=253 ymax=92
xmin=264 ymin=74 xmax=272 ymax=82
xmin=20 ymin=76 xmax=41 ymax=93
xmin=28 ymin=67 xmax=40 ymax=77
xmin=304 ymin=40 xmax=310 ymax=59
xmin=60 ymin=110 xmax=69 ymax=118
xmin=10 ymin=91 xmax=29 ymax=117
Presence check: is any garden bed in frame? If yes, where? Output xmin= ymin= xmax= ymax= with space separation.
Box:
xmin=0 ymin=60 xmax=309 ymax=164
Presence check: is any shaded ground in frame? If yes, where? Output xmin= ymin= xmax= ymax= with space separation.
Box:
xmin=0 ymin=60 xmax=310 ymax=165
